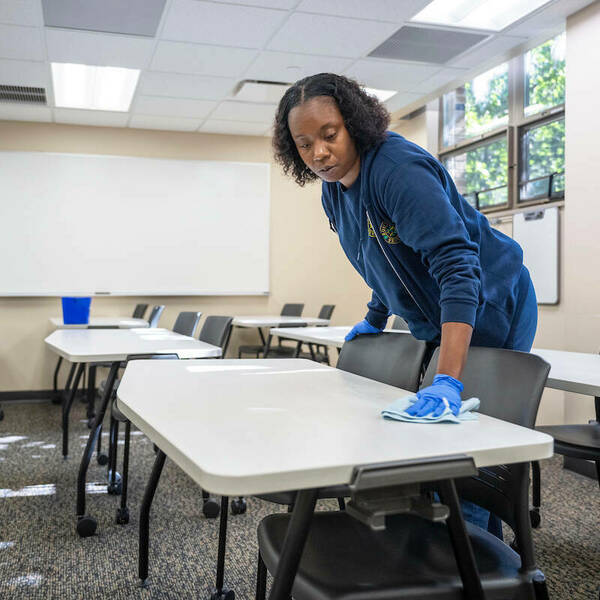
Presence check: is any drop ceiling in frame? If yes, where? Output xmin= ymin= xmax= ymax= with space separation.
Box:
xmin=0 ymin=0 xmax=594 ymax=136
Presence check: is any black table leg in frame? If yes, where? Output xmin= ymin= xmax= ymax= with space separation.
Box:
xmin=62 ymin=363 xmax=85 ymax=459
xmin=76 ymin=362 xmax=120 ymax=538
xmin=268 ymin=488 xmax=318 ymax=600
xmin=86 ymin=365 xmax=96 ymax=425
xmin=437 ymin=479 xmax=486 ymax=600
xmin=52 ymin=356 xmax=63 ymax=403
xmin=210 ymin=496 xmax=234 ymax=600
xmin=263 ymin=334 xmax=273 ymax=358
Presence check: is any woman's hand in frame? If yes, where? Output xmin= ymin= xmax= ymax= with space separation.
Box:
xmin=405 ymin=374 xmax=463 ymax=417
xmin=345 ymin=319 xmax=381 ymax=341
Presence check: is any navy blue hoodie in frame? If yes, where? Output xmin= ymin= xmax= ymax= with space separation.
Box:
xmin=321 ymin=131 xmax=529 ymax=347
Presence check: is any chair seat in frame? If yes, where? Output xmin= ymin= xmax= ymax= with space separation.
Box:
xmin=537 ymin=424 xmax=600 ymax=459
xmin=257 ymin=485 xmax=349 ymax=506
xmin=258 ymin=511 xmax=540 ymax=600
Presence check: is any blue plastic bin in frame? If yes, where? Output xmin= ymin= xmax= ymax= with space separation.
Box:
xmin=61 ymin=297 xmax=91 ymax=325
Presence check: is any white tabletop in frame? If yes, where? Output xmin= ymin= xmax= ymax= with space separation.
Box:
xmin=532 ymin=348 xmax=600 ymax=396
xmin=116 ymin=359 xmax=553 ymax=497
xmin=50 ymin=316 xmax=149 ymax=329
xmin=44 ymin=328 xmax=221 ymax=363
xmin=232 ymin=315 xmax=330 ymax=328
xmin=269 ymin=326 xmax=409 ymax=348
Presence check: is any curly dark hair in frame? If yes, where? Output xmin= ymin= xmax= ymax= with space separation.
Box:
xmin=272 ymin=73 xmax=390 ymax=186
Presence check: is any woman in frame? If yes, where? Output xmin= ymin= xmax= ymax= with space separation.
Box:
xmin=272 ymin=73 xmax=538 ymax=535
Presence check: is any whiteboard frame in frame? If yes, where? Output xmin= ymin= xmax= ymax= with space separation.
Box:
xmin=0 ymin=150 xmax=271 ymax=297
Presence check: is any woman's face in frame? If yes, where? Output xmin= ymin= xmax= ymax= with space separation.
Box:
xmin=288 ymin=96 xmax=360 ymax=188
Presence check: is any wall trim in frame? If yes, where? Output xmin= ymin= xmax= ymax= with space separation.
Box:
xmin=0 ymin=390 xmax=54 ymax=401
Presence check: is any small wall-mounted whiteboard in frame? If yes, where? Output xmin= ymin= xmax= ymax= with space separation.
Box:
xmin=0 ymin=151 xmax=270 ymax=296
xmin=513 ymin=206 xmax=559 ymax=304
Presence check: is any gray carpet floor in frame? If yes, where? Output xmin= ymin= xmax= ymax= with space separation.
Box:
xmin=0 ymin=399 xmax=598 ymax=599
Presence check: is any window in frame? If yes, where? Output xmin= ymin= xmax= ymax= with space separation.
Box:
xmin=442 ymin=63 xmax=508 ymax=147
xmin=519 ymin=117 xmax=565 ymax=202
xmin=439 ymin=32 xmax=565 ymax=213
xmin=524 ymin=33 xmax=565 ymax=117
xmin=444 ymin=135 xmax=508 ymax=210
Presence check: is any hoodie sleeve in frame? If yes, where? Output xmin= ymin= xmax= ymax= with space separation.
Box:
xmin=365 ymin=290 xmax=390 ymax=329
xmin=379 ymin=158 xmax=481 ymax=327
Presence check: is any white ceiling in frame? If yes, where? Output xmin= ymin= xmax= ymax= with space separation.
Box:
xmin=0 ymin=0 xmax=594 ymax=136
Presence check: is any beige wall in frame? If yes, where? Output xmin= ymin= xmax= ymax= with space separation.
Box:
xmin=392 ymin=110 xmax=428 ymax=148
xmin=0 ymin=121 xmax=370 ymax=391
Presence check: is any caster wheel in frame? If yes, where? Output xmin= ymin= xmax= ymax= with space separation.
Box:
xmin=107 ymin=471 xmax=122 ymax=495
xmin=529 ymin=508 xmax=541 ymax=528
xmin=210 ymin=588 xmax=235 ymax=600
xmin=97 ymin=453 xmax=109 ymax=466
xmin=77 ymin=515 xmax=97 ymax=537
xmin=202 ymin=497 xmax=220 ymax=519
xmin=231 ymin=498 xmax=247 ymax=515
xmin=116 ymin=507 xmax=129 ymax=525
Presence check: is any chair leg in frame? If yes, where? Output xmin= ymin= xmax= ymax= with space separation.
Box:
xmin=533 ymin=572 xmax=550 ymax=600
xmin=255 ymin=552 xmax=267 ymax=600
xmin=62 ymin=363 xmax=85 ymax=458
xmin=211 ymin=496 xmax=234 ymax=599
xmin=107 ymin=415 xmax=121 ymax=495
xmin=530 ymin=461 xmax=541 ymax=528
xmin=595 ymin=460 xmax=600 ymax=490
xmin=116 ymin=420 xmax=131 ymax=525
xmin=337 ymin=497 xmax=345 ymax=511
xmin=139 ymin=449 xmax=167 ymax=587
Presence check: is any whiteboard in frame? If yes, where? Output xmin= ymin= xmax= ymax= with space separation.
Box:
xmin=513 ymin=206 xmax=559 ymax=304
xmin=0 ymin=151 xmax=270 ymax=296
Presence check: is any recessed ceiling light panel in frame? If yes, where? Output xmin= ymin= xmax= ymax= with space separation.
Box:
xmin=364 ymin=87 xmax=397 ymax=102
xmin=51 ymin=63 xmax=140 ymax=112
xmin=411 ymin=0 xmax=552 ymax=31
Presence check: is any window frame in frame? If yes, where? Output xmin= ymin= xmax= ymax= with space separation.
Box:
xmin=438 ymin=33 xmax=566 ymax=215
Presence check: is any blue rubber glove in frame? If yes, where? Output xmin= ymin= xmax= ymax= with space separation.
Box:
xmin=404 ymin=374 xmax=464 ymax=418
xmin=344 ymin=319 xmax=381 ymax=341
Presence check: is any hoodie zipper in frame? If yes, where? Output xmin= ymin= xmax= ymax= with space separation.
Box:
xmin=366 ymin=208 xmax=440 ymax=334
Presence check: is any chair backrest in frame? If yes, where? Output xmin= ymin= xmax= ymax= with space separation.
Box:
xmin=172 ymin=311 xmax=202 ymax=337
xmin=318 ymin=304 xmax=335 ymax=320
xmin=422 ymin=346 xmax=550 ymax=567
xmin=337 ymin=332 xmax=428 ymax=393
xmin=280 ymin=303 xmax=304 ymax=317
xmin=132 ymin=303 xmax=148 ymax=319
xmin=147 ymin=305 xmax=165 ymax=328
xmin=199 ymin=316 xmax=233 ymax=356
xmin=391 ymin=315 xmax=409 ymax=331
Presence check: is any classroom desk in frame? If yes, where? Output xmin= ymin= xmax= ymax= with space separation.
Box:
xmin=532 ymin=348 xmax=600 ymax=396
xmin=44 ymin=327 xmax=222 ymax=537
xmin=117 ymin=358 xmax=553 ymax=599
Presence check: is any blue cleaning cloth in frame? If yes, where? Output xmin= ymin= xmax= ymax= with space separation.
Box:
xmin=382 ymin=395 xmax=480 ymax=424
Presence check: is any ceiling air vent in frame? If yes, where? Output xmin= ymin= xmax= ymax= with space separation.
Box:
xmin=233 ymin=80 xmax=290 ymax=104
xmin=0 ymin=85 xmax=47 ymax=104
xmin=368 ymin=25 xmax=488 ymax=64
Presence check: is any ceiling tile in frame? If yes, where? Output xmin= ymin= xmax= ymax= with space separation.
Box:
xmin=449 ymin=34 xmax=527 ymax=69
xmin=344 ymin=59 xmax=439 ymax=91
xmin=133 ymin=95 xmax=217 ymax=119
xmin=207 ymin=0 xmax=297 ymax=8
xmin=245 ymin=51 xmax=353 ymax=83
xmin=0 ymin=58 xmax=49 ymax=87
xmin=0 ymin=24 xmax=45 ymax=61
xmin=42 ymin=0 xmax=166 ymax=37
xmin=54 ymin=108 xmax=130 ymax=127
xmin=410 ymin=67 xmax=468 ymax=94
xmin=151 ymin=41 xmax=257 ymax=77
xmin=384 ymin=91 xmax=422 ymax=114
xmin=138 ymin=72 xmax=237 ymax=100
xmin=297 ymin=0 xmax=432 ymax=23
xmin=0 ymin=103 xmax=52 ymax=122
xmin=46 ymin=29 xmax=155 ymax=69
xmin=200 ymin=119 xmax=269 ymax=136
xmin=210 ymin=101 xmax=276 ymax=123
xmin=129 ymin=114 xmax=202 ymax=131
xmin=162 ymin=0 xmax=287 ymax=48
xmin=0 ymin=0 xmax=43 ymax=27
xmin=267 ymin=12 xmax=398 ymax=58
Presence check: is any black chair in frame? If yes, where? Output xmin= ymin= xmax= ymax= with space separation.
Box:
xmin=531 ymin=393 xmax=600 ymax=528
xmin=172 ymin=311 xmax=202 ymax=337
xmin=238 ymin=303 xmax=304 ymax=358
xmin=198 ymin=316 xmax=233 ymax=358
xmin=132 ymin=303 xmax=148 ymax=319
xmin=147 ymin=305 xmax=165 ymax=328
xmin=256 ymin=346 xmax=551 ymax=600
xmin=268 ymin=304 xmax=336 ymax=362
xmin=391 ymin=315 xmax=409 ymax=330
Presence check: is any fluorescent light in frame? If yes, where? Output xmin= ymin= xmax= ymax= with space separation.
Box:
xmin=364 ymin=87 xmax=397 ymax=102
xmin=51 ymin=63 xmax=140 ymax=112
xmin=411 ymin=0 xmax=552 ymax=31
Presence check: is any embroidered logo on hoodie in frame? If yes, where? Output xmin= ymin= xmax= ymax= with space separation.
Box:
xmin=380 ymin=221 xmax=400 ymax=244
xmin=367 ymin=216 xmax=376 ymax=238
